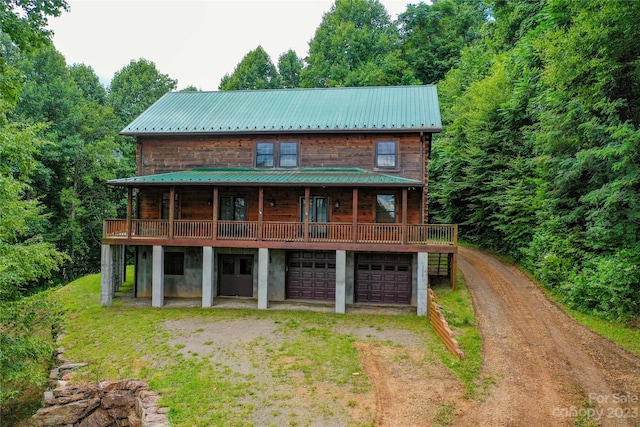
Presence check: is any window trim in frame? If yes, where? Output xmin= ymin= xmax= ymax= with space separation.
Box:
xmin=255 ymin=141 xmax=299 ymax=168
xmin=374 ymin=140 xmax=398 ymax=170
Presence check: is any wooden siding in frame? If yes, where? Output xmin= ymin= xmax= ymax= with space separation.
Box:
xmin=137 ymin=186 xmax=424 ymax=224
xmin=136 ymin=133 xmax=424 ymax=181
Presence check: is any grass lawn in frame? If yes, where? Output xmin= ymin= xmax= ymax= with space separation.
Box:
xmin=50 ymin=267 xmax=482 ymax=426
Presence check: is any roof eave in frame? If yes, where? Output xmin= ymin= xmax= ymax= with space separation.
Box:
xmin=107 ymin=181 xmax=422 ymax=188
xmin=119 ymin=127 xmax=442 ymax=137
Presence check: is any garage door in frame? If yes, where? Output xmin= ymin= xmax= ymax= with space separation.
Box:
xmin=286 ymin=251 xmax=336 ymax=301
xmin=356 ymin=253 xmax=412 ymax=304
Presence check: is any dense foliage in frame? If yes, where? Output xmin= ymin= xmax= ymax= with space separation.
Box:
xmin=431 ymin=0 xmax=640 ymax=320
xmin=0 ymin=1 xmax=177 ymax=413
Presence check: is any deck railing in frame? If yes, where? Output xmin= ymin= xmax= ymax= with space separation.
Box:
xmin=104 ymin=219 xmax=457 ymax=246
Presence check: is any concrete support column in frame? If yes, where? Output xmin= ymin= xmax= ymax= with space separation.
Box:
xmin=258 ymin=248 xmax=269 ymax=309
xmin=100 ymin=244 xmax=113 ymax=306
xmin=152 ymin=245 xmax=164 ymax=307
xmin=113 ymin=245 xmax=124 ymax=292
xmin=335 ymin=250 xmax=347 ymax=314
xmin=202 ymin=247 xmax=215 ymax=308
xmin=417 ymin=252 xmax=428 ymax=316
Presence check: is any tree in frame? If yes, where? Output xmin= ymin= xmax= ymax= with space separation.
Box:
xmin=14 ymin=45 xmax=125 ymax=279
xmin=107 ymin=58 xmax=177 ymax=127
xmin=300 ymin=0 xmax=416 ymax=87
xmin=69 ymin=63 xmax=107 ymax=105
xmin=432 ymin=0 xmax=640 ymax=319
xmin=219 ymin=46 xmax=282 ymax=90
xmin=0 ymin=0 xmax=68 ymax=52
xmin=277 ymin=50 xmax=303 ymax=88
xmin=398 ymin=0 xmax=486 ymax=84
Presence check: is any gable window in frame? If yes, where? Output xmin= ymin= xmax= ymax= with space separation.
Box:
xmin=164 ymin=252 xmax=184 ymax=275
xmin=255 ymin=141 xmax=298 ymax=168
xmin=279 ymin=142 xmax=299 ymax=167
xmin=220 ymin=196 xmax=246 ymax=221
xmin=376 ymin=194 xmax=396 ymax=223
xmin=375 ymin=141 xmax=397 ymax=169
xmin=256 ymin=142 xmax=275 ymax=168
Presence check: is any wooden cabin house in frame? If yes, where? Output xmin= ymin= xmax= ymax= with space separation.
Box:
xmin=100 ymin=86 xmax=457 ymax=315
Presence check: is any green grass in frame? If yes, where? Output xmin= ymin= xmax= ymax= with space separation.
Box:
xmin=52 ymin=267 xmax=478 ymax=426
xmin=542 ymin=288 xmax=640 ymax=356
xmin=430 ymin=273 xmax=485 ymax=399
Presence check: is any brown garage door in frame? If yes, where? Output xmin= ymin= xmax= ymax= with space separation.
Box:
xmin=356 ymin=253 xmax=412 ymax=304
xmin=286 ymin=251 xmax=336 ymax=301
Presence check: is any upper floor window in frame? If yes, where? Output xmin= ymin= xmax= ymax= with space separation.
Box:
xmin=375 ymin=141 xmax=397 ymax=169
xmin=256 ymin=141 xmax=298 ymax=168
xmin=279 ymin=142 xmax=299 ymax=167
xmin=256 ymin=142 xmax=275 ymax=168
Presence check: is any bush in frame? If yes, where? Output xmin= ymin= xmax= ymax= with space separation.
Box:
xmin=0 ymin=290 xmax=64 ymax=409
xmin=564 ymin=251 xmax=640 ymax=320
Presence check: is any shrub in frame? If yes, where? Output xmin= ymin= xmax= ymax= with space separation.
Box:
xmin=0 ymin=290 xmax=64 ymax=409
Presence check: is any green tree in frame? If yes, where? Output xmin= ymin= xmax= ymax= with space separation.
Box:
xmin=69 ymin=63 xmax=107 ymax=105
xmin=0 ymin=0 xmax=68 ymax=52
xmin=277 ymin=49 xmax=303 ymax=88
xmin=398 ymin=0 xmax=486 ymax=84
xmin=219 ymin=46 xmax=282 ymax=90
xmin=107 ymin=58 xmax=177 ymax=127
xmin=14 ymin=45 xmax=125 ymax=279
xmin=433 ymin=0 xmax=640 ymax=319
xmin=300 ymin=0 xmax=416 ymax=87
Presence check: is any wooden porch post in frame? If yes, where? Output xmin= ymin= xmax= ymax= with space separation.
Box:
xmin=303 ymin=187 xmax=310 ymax=242
xmin=212 ymin=186 xmax=218 ymax=241
xmin=402 ymin=187 xmax=408 ymax=244
xmin=258 ymin=186 xmax=264 ymax=240
xmin=126 ymin=187 xmax=133 ymax=239
xmin=168 ymin=186 xmax=175 ymax=239
xmin=352 ymin=187 xmax=358 ymax=243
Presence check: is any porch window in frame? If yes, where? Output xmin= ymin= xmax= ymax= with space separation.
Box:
xmin=164 ymin=252 xmax=184 ymax=275
xmin=375 ymin=141 xmax=397 ymax=169
xmin=220 ymin=197 xmax=246 ymax=221
xmin=376 ymin=194 xmax=396 ymax=223
xmin=161 ymin=192 xmax=179 ymax=219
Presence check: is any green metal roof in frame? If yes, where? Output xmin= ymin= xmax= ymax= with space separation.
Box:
xmin=121 ymin=86 xmax=441 ymax=136
xmin=108 ymin=168 xmax=422 ymax=187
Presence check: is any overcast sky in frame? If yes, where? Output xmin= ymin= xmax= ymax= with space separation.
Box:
xmin=47 ymin=0 xmax=410 ymax=91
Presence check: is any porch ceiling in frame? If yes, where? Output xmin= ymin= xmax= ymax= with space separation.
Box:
xmin=107 ymin=168 xmax=423 ymax=187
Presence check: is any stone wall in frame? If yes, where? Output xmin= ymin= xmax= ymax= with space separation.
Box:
xmin=31 ymin=379 xmax=169 ymax=427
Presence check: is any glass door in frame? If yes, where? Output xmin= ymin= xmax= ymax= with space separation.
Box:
xmin=301 ymin=196 xmax=329 ymax=238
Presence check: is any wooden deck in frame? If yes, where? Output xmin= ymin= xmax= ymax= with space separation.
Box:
xmin=103 ymin=219 xmax=457 ymax=252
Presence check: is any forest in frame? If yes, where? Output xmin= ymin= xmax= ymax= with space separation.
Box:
xmin=1 ymin=0 xmax=639 ymax=411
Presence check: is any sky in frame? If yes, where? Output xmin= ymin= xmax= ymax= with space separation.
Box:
xmin=47 ymin=0 xmax=410 ymax=91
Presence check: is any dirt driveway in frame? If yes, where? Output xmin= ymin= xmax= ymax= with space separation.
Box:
xmin=160 ymin=247 xmax=639 ymax=426
xmin=456 ymin=246 xmax=640 ymax=426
